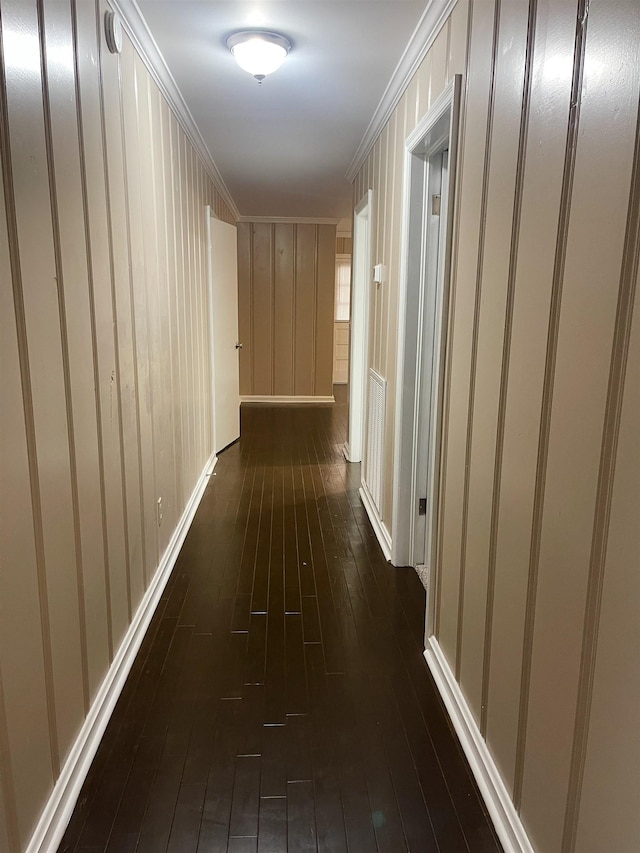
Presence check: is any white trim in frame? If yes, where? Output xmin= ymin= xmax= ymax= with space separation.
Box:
xmin=110 ymin=0 xmax=240 ymax=220
xmin=237 ymin=216 xmax=341 ymax=225
xmin=391 ymin=77 xmax=461 ymax=568
xmin=359 ymin=483 xmax=393 ymax=561
xmin=240 ymin=395 xmax=335 ymax=404
xmin=347 ymin=190 xmax=373 ymax=464
xmin=424 ymin=638 xmax=536 ymax=853
xmin=346 ymin=0 xmax=456 ymax=182
xmin=26 ymin=453 xmax=217 ymax=853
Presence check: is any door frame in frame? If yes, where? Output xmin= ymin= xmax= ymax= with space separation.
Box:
xmin=391 ymin=77 xmax=462 ymax=616
xmin=345 ymin=189 xmax=373 ymax=463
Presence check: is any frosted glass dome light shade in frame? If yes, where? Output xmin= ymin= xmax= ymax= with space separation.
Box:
xmin=227 ymin=31 xmax=291 ymax=81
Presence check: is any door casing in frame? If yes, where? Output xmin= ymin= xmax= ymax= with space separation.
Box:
xmin=345 ymin=189 xmax=373 ymax=463
xmin=391 ymin=77 xmax=462 ymax=635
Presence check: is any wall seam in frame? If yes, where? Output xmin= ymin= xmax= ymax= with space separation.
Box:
xmin=157 ymin=97 xmax=180 ymax=523
xmin=98 ymin=0 xmax=134 ymax=625
xmin=271 ymin=223 xmax=276 ymax=395
xmin=513 ymin=0 xmax=589 ymax=809
xmin=455 ymin=0 xmax=501 ymax=681
xmin=292 ymin=224 xmax=297 ymax=395
xmin=435 ymin=0 xmax=474 ymax=639
xmin=169 ymin=114 xmax=185 ymax=509
xmin=312 ymin=225 xmax=319 ymax=395
xmin=71 ymin=0 xmax=114 ymax=662
xmin=0 ymin=10 xmax=60 ymax=780
xmin=480 ymin=0 xmax=537 ymax=738
xmin=37 ymin=0 xmax=91 ymax=715
xmin=144 ymin=75 xmax=163 ymax=574
xmin=114 ymin=35 xmax=145 ymax=611
xmin=561 ymin=90 xmax=640 ymax=853
xmin=250 ymin=224 xmax=255 ymax=394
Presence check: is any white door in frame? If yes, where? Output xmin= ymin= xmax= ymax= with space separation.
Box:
xmin=208 ymin=211 xmax=240 ymax=453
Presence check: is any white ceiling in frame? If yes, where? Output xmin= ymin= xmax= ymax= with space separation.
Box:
xmin=135 ymin=0 xmax=428 ymax=221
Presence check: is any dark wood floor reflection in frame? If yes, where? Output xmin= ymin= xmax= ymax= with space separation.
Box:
xmin=58 ymin=387 xmax=502 ymax=853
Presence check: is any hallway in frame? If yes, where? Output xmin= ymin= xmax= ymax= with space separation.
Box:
xmin=57 ymin=390 xmax=501 ymax=853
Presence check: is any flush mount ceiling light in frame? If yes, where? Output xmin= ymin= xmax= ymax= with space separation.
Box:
xmin=226 ymin=31 xmax=291 ymax=82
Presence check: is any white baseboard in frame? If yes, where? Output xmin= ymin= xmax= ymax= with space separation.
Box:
xmin=424 ymin=638 xmax=535 ymax=853
xmin=27 ymin=453 xmax=217 ymax=853
xmin=358 ymin=482 xmax=392 ymax=561
xmin=240 ymin=395 xmax=335 ymax=404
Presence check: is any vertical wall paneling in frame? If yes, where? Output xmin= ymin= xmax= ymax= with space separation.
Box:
xmin=252 ymin=223 xmax=275 ymax=393
xmin=520 ymin=4 xmax=640 ymax=848
xmin=237 ymin=222 xmax=253 ymax=394
xmin=160 ymin=100 xmax=181 ymax=520
xmin=74 ymin=0 xmax=122 ymax=659
xmin=458 ymin=0 xmax=529 ymax=725
xmin=293 ymin=223 xmax=316 ymax=395
xmin=0 ymin=84 xmax=53 ymax=850
xmin=274 ymin=224 xmax=295 ymax=394
xmin=434 ymin=5 xmax=472 ymax=644
xmin=237 ymin=222 xmax=336 ymax=398
xmin=3 ymin=0 xmax=84 ymax=774
xmin=354 ymin=0 xmax=639 ymax=849
xmin=437 ymin=0 xmax=498 ymax=673
xmin=42 ymin=0 xmax=110 ymax=709
xmin=170 ymin=113 xmax=187 ymax=507
xmin=572 ymin=243 xmax=640 ymax=852
xmin=0 ymin=0 xmax=230 ymax=844
xmin=100 ymin=0 xmax=145 ymax=608
xmin=123 ymin=43 xmax=156 ymax=601
xmin=485 ymin=0 xmax=577 ymax=795
xmin=95 ymin=0 xmax=132 ymax=625
xmin=454 ymin=0 xmax=500 ymax=687
xmin=134 ymin=54 xmax=162 ymax=572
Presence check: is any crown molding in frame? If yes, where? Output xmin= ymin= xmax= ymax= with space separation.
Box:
xmin=110 ymin=0 xmax=241 ymax=221
xmin=346 ymin=0 xmax=456 ymax=183
xmin=237 ymin=216 xmax=341 ymax=225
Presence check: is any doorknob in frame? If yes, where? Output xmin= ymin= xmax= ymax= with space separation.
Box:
xmin=235 ymin=342 xmax=243 ymax=349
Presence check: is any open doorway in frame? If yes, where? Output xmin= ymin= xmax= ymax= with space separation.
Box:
xmin=391 ymin=77 xmax=462 ymax=633
xmin=345 ymin=190 xmax=373 ymax=463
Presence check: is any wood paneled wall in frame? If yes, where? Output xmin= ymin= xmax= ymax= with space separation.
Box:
xmin=0 ymin=0 xmax=233 ymax=849
xmin=355 ymin=0 xmax=640 ymax=851
xmin=237 ymin=222 xmax=336 ymax=398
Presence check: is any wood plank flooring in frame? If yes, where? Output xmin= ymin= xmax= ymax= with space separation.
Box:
xmin=58 ymin=388 xmax=502 ymax=853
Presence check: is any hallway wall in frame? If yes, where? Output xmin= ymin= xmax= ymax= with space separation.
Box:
xmin=0 ymin=0 xmax=234 ymax=848
xmin=237 ymin=221 xmax=336 ymax=398
xmin=354 ymin=0 xmax=640 ymax=851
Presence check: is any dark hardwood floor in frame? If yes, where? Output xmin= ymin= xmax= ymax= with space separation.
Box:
xmin=58 ymin=387 xmax=502 ymax=853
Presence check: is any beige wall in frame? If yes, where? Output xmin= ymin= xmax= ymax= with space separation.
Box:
xmin=237 ymin=221 xmax=336 ymax=397
xmin=355 ymin=0 xmax=640 ymax=851
xmin=0 ymin=0 xmax=233 ymax=849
